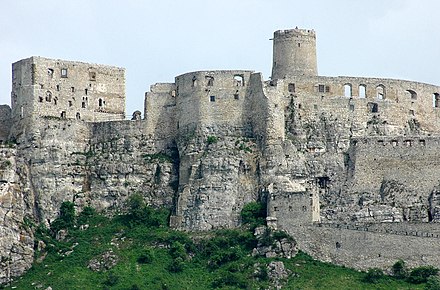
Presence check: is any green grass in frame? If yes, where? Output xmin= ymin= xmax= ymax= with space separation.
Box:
xmin=5 ymin=208 xmax=428 ymax=290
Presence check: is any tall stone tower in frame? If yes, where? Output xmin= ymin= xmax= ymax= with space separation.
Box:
xmin=271 ymin=28 xmax=318 ymax=79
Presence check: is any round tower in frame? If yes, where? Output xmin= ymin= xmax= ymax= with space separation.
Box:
xmin=271 ymin=28 xmax=318 ymax=79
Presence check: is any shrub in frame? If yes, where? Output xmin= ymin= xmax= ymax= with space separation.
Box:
xmin=363 ymin=268 xmax=384 ymax=283
xmin=212 ymin=272 xmax=247 ymax=289
xmin=137 ymin=248 xmax=154 ymax=264
xmin=77 ymin=206 xmax=96 ymax=225
xmin=407 ymin=266 xmax=439 ymax=284
xmin=124 ymin=194 xmax=170 ymax=227
xmin=169 ymin=241 xmax=187 ymax=260
xmin=50 ymin=201 xmax=76 ymax=233
xmin=240 ymin=202 xmax=266 ymax=227
xmin=168 ymin=257 xmax=185 ymax=273
xmin=392 ymin=259 xmax=407 ymax=279
xmin=209 ymin=247 xmax=243 ymax=269
xmin=207 ymin=136 xmax=218 ymax=145
xmin=426 ymin=275 xmax=440 ymax=290
xmin=103 ymin=271 xmax=119 ymax=286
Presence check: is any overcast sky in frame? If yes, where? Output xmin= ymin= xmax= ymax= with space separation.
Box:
xmin=1 ymin=0 xmax=439 ymax=116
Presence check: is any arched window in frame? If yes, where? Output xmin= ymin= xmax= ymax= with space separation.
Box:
xmin=344 ymin=84 xmax=352 ymax=97
xmin=376 ymin=85 xmax=386 ymax=100
xmin=61 ymin=111 xmax=66 ymax=119
xmin=98 ymin=98 xmax=103 ymax=107
xmin=359 ymin=84 xmax=366 ymax=98
xmin=406 ymin=90 xmax=417 ymax=100
xmin=233 ymin=75 xmax=244 ymax=86
xmin=433 ymin=93 xmax=440 ymax=108
xmin=192 ymin=76 xmax=197 ymax=87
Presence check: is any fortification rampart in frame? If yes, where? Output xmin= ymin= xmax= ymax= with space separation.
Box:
xmin=348 ymin=136 xmax=440 ymax=198
xmin=288 ymin=224 xmax=440 ymax=271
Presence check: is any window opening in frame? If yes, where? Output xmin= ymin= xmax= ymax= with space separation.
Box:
xmin=205 ymin=76 xmax=214 ymax=86
xmin=98 ymin=98 xmax=103 ymax=107
xmin=407 ymin=90 xmax=417 ymax=100
xmin=344 ymin=84 xmax=352 ymax=97
xmin=376 ymin=85 xmax=385 ymax=100
xmin=61 ymin=111 xmax=66 ymax=119
xmin=433 ymin=93 xmax=440 ymax=108
xmin=89 ymin=71 xmax=96 ymax=81
xmin=210 ymin=95 xmax=216 ymax=102
xmin=318 ymin=84 xmax=325 ymax=93
xmin=359 ymin=84 xmax=366 ymax=98
xmin=288 ymin=83 xmax=295 ymax=93
xmin=46 ymin=91 xmax=52 ymax=102
xmin=233 ymin=75 xmax=244 ymax=86
xmin=76 ymin=112 xmax=81 ymax=120
xmin=61 ymin=68 xmax=68 ymax=78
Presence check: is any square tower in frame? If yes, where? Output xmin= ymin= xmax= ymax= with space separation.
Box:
xmin=10 ymin=57 xmax=125 ymax=138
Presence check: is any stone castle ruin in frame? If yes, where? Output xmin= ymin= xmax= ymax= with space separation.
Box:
xmin=1 ymin=28 xmax=440 ymax=283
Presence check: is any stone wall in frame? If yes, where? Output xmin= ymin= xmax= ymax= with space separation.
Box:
xmin=0 ymin=105 xmax=11 ymax=143
xmin=287 ymin=224 xmax=440 ymax=271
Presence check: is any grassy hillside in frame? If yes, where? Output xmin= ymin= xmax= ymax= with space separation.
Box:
xmin=4 ymin=199 xmax=436 ymax=290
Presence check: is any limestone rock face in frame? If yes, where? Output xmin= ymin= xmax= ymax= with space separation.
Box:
xmin=173 ymin=131 xmax=260 ymax=230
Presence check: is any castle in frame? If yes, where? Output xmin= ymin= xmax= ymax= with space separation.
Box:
xmin=1 ymin=28 xmax=440 ymax=283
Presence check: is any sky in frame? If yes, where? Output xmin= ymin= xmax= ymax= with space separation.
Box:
xmin=1 ymin=0 xmax=439 ymax=116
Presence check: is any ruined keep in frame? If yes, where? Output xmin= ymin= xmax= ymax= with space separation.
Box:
xmin=1 ymin=27 xmax=440 ymax=283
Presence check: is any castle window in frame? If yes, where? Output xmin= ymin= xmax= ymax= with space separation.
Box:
xmin=82 ymin=102 xmax=86 ymax=108
xmin=76 ymin=112 xmax=81 ymax=120
xmin=206 ymin=76 xmax=214 ymax=86
xmin=409 ymin=109 xmax=415 ymax=116
xmin=48 ymin=68 xmax=54 ymax=77
xmin=54 ymin=98 xmax=57 ymax=105
xmin=318 ymin=84 xmax=325 ymax=93
xmin=433 ymin=93 xmax=440 ymax=108
xmin=61 ymin=111 xmax=66 ymax=119
xmin=298 ymin=43 xmax=301 ymax=47
xmin=391 ymin=140 xmax=398 ymax=147
xmin=368 ymin=102 xmax=378 ymax=113
xmin=56 ymin=85 xmax=60 ymax=91
xmin=233 ymin=75 xmax=244 ymax=86
xmin=288 ymin=83 xmax=295 ymax=93
xmin=89 ymin=71 xmax=96 ymax=81
xmin=359 ymin=84 xmax=366 ymax=98
xmin=376 ymin=85 xmax=386 ymax=100
xmin=40 ymin=84 xmax=44 ymax=89
xmin=420 ymin=140 xmax=426 ymax=146
xmin=68 ymin=100 xmax=72 ymax=107
xmin=98 ymin=98 xmax=103 ymax=107
xmin=273 ymin=207 xmax=278 ymax=212
xmin=405 ymin=140 xmax=413 ymax=147
xmin=210 ymin=95 xmax=216 ymax=102
xmin=192 ymin=76 xmax=197 ymax=87
xmin=71 ymin=87 xmax=75 ymax=93
xmin=406 ymin=90 xmax=417 ymax=100
xmin=314 ymin=104 xmax=318 ymax=110
xmin=325 ymin=85 xmax=330 ymax=93
xmin=298 ymin=103 xmax=302 ymax=109
xmin=61 ymin=68 xmax=68 ymax=78
xmin=46 ymin=91 xmax=52 ymax=102
xmin=234 ymin=92 xmax=239 ymax=100
xmin=38 ymin=96 xmax=43 ymax=102
xmin=20 ymin=106 xmax=24 ymax=118
xmin=85 ymin=89 xmax=88 ymax=95
xmin=344 ymin=84 xmax=352 ymax=97
xmin=349 ymin=104 xmax=355 ymax=111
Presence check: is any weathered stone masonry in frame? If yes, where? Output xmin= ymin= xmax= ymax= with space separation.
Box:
xmin=1 ymin=27 xmax=440 ymax=283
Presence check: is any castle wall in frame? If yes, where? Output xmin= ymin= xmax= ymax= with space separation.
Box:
xmin=10 ymin=57 xmax=126 ymax=140
xmin=0 ymin=105 xmax=11 ymax=143
xmin=175 ymin=70 xmax=253 ymax=134
xmin=144 ymin=83 xmax=178 ymax=142
xmin=348 ymin=136 xmax=440 ymax=204
xmin=289 ymin=225 xmax=440 ymax=271
xmin=282 ymin=75 xmax=440 ymax=135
